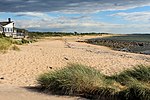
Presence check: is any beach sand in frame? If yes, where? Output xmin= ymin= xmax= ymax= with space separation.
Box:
xmin=0 ymin=35 xmax=149 ymax=99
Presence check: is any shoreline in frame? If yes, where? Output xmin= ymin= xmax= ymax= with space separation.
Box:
xmin=86 ymin=38 xmax=150 ymax=55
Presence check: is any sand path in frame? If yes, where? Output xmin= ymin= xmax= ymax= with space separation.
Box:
xmin=0 ymin=85 xmax=84 ymax=100
xmin=0 ymin=36 xmax=149 ymax=99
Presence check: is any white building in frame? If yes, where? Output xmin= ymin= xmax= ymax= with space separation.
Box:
xmin=0 ymin=18 xmax=26 ymax=38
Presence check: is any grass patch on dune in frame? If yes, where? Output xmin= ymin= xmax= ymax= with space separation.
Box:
xmin=108 ymin=65 xmax=150 ymax=100
xmin=0 ymin=36 xmax=35 ymax=53
xmin=0 ymin=38 xmax=12 ymax=52
xmin=0 ymin=37 xmax=21 ymax=52
xmin=109 ymin=65 xmax=150 ymax=84
xmin=38 ymin=64 xmax=122 ymax=99
xmin=38 ymin=64 xmax=150 ymax=100
xmin=10 ymin=45 xmax=20 ymax=51
xmin=118 ymin=81 xmax=150 ymax=100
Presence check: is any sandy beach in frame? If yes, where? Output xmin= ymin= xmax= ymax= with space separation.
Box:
xmin=0 ymin=36 xmax=150 ymax=99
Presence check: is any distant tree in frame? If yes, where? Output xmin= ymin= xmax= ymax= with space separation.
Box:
xmin=74 ymin=31 xmax=78 ymax=35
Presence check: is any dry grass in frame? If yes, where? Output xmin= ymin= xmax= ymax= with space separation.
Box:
xmin=11 ymin=45 xmax=20 ymax=51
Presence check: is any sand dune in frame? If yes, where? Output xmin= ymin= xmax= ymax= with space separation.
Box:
xmin=0 ymin=36 xmax=149 ymax=99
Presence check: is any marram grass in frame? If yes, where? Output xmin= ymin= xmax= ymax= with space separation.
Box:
xmin=110 ymin=65 xmax=150 ymax=85
xmin=38 ymin=64 xmax=150 ymax=100
xmin=0 ymin=38 xmax=12 ymax=51
xmin=0 ymin=37 xmax=32 ymax=52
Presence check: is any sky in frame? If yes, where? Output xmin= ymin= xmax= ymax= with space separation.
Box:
xmin=0 ymin=0 xmax=150 ymax=34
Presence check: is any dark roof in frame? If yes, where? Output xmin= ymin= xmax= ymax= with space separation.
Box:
xmin=0 ymin=22 xmax=12 ymax=26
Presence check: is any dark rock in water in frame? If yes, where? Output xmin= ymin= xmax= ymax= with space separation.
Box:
xmin=119 ymin=48 xmax=129 ymax=52
xmin=138 ymin=43 xmax=144 ymax=46
xmin=140 ymin=50 xmax=150 ymax=55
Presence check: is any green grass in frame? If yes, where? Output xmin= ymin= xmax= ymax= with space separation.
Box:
xmin=0 ymin=38 xmax=12 ymax=51
xmin=107 ymin=65 xmax=150 ymax=100
xmin=0 ymin=37 xmax=35 ymax=52
xmin=38 ymin=64 xmax=122 ymax=99
xmin=0 ymin=37 xmax=21 ymax=52
xmin=110 ymin=65 xmax=150 ymax=84
xmin=28 ymin=32 xmax=105 ymax=39
xmin=38 ymin=64 xmax=150 ymax=100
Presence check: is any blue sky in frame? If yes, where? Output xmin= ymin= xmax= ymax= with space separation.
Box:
xmin=0 ymin=0 xmax=150 ymax=34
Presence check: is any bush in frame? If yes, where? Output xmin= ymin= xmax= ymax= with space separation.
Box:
xmin=21 ymin=38 xmax=30 ymax=44
xmin=12 ymin=40 xmax=23 ymax=45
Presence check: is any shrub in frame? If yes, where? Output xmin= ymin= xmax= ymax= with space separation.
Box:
xmin=21 ymin=38 xmax=30 ymax=44
xmin=12 ymin=40 xmax=23 ymax=45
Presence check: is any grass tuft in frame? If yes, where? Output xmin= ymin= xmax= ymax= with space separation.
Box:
xmin=0 ymin=38 xmax=12 ymax=51
xmin=118 ymin=80 xmax=150 ymax=100
xmin=0 ymin=37 xmax=35 ymax=53
xmin=38 ymin=64 xmax=121 ymax=99
xmin=110 ymin=65 xmax=150 ymax=85
xmin=38 ymin=64 xmax=150 ymax=100
xmin=11 ymin=45 xmax=20 ymax=51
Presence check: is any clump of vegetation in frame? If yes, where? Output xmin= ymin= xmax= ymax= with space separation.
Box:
xmin=38 ymin=64 xmax=150 ymax=100
xmin=28 ymin=32 xmax=108 ymax=39
xmin=0 ymin=37 xmax=12 ymax=51
xmin=110 ymin=65 xmax=150 ymax=84
xmin=11 ymin=45 xmax=20 ymax=51
xmin=12 ymin=38 xmax=37 ymax=45
xmin=118 ymin=81 xmax=150 ymax=100
xmin=0 ymin=36 xmax=35 ymax=52
xmin=108 ymin=65 xmax=150 ymax=100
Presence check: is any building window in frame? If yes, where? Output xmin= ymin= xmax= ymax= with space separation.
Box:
xmin=5 ymin=28 xmax=7 ymax=32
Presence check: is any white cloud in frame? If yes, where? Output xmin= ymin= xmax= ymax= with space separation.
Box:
xmin=13 ymin=14 xmax=150 ymax=33
xmin=111 ymin=12 xmax=150 ymax=22
xmin=0 ymin=0 xmax=150 ymax=13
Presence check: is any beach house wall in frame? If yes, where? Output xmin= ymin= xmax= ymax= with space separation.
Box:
xmin=3 ymin=23 xmax=14 ymax=37
xmin=0 ymin=25 xmax=3 ymax=34
xmin=0 ymin=18 xmax=14 ymax=36
xmin=0 ymin=18 xmax=26 ymax=38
